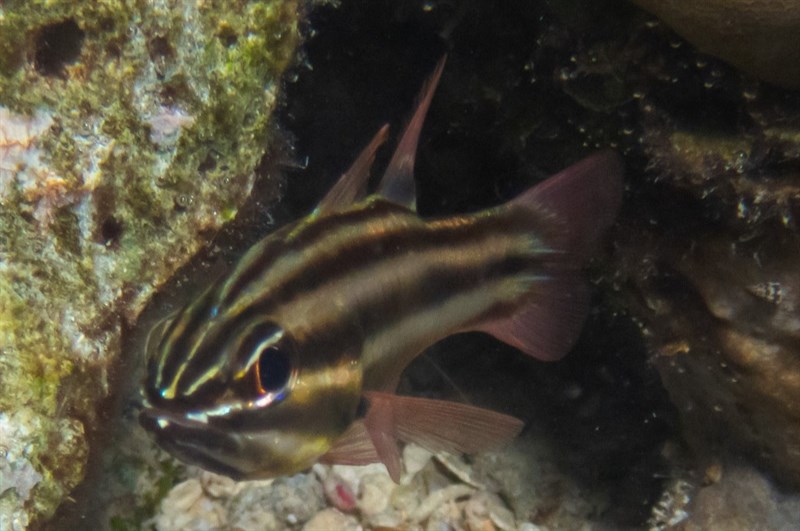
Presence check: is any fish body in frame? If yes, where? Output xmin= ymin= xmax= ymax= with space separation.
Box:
xmin=140 ymin=59 xmax=623 ymax=481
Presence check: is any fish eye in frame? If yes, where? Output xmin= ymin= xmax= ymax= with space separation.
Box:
xmin=256 ymin=345 xmax=292 ymax=393
xmin=235 ymin=322 xmax=294 ymax=396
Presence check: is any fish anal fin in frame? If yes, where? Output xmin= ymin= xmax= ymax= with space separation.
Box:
xmin=477 ymin=273 xmax=589 ymax=361
xmin=363 ymin=391 xmax=523 ymax=467
xmin=377 ymin=56 xmax=446 ymax=209
xmin=316 ymin=124 xmax=390 ymax=215
xmin=320 ymin=420 xmax=380 ymax=466
xmin=512 ymin=150 xmax=624 ymax=260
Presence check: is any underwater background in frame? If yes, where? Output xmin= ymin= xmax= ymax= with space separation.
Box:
xmin=1 ymin=0 xmax=800 ymax=529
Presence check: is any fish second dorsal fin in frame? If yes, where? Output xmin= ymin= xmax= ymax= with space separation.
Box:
xmin=376 ymin=56 xmax=446 ymax=211
xmin=316 ymin=124 xmax=390 ymax=215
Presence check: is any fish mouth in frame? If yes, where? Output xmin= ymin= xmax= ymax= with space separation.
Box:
xmin=139 ymin=406 xmax=212 ymax=430
xmin=139 ymin=407 xmax=248 ymax=479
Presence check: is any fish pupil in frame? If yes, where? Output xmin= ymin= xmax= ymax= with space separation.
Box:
xmin=258 ymin=346 xmax=291 ymax=392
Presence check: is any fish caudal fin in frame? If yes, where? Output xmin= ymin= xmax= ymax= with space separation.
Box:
xmin=512 ymin=150 xmax=624 ymax=260
xmin=362 ymin=391 xmax=523 ymax=482
xmin=477 ymin=151 xmax=623 ymax=361
xmin=376 ymin=56 xmax=447 ymax=210
xmin=477 ymin=272 xmax=590 ymax=361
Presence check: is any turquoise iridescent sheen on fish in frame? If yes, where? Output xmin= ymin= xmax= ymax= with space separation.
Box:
xmin=140 ymin=58 xmax=624 ymax=481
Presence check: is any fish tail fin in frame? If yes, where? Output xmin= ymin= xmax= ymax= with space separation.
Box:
xmin=477 ymin=151 xmax=623 ymax=361
xmin=477 ymin=272 xmax=590 ymax=361
xmin=512 ymin=150 xmax=624 ymax=260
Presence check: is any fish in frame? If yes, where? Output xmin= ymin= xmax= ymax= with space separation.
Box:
xmin=139 ymin=57 xmax=624 ymax=482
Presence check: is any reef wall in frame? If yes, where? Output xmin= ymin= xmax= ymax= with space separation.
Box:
xmin=0 ymin=1 xmax=299 ymax=527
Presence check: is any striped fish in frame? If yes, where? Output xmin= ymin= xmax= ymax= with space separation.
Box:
xmin=140 ymin=58 xmax=623 ymax=481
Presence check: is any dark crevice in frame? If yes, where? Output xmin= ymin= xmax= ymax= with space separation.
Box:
xmin=100 ymin=217 xmax=124 ymax=249
xmin=34 ymin=19 xmax=85 ymax=77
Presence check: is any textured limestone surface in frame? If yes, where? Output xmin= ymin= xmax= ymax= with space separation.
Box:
xmin=620 ymin=227 xmax=800 ymax=487
xmin=682 ymin=464 xmax=800 ymax=530
xmin=629 ymin=0 xmax=800 ymax=88
xmin=0 ymin=1 xmax=299 ymax=527
xmin=618 ymin=79 xmax=800 ymax=488
xmin=650 ymin=462 xmax=800 ymax=530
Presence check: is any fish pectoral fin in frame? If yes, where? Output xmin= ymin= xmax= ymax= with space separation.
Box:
xmin=319 ymin=420 xmax=380 ymax=466
xmin=477 ymin=272 xmax=589 ymax=361
xmin=376 ymin=56 xmax=446 ymax=210
xmin=363 ymin=391 xmax=523 ymax=481
xmin=316 ymin=124 xmax=390 ymax=215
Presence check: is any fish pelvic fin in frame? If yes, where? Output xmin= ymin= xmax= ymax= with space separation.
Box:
xmin=376 ymin=56 xmax=447 ymax=210
xmin=316 ymin=124 xmax=390 ymax=215
xmin=319 ymin=420 xmax=380 ymax=466
xmin=361 ymin=391 xmax=523 ymax=482
xmin=476 ymin=150 xmax=623 ymax=361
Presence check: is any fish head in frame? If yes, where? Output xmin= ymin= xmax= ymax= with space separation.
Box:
xmin=139 ymin=289 xmax=364 ymax=479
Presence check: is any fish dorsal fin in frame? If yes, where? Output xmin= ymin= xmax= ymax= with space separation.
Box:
xmin=316 ymin=124 xmax=390 ymax=215
xmin=362 ymin=391 xmax=523 ymax=482
xmin=376 ymin=56 xmax=446 ymax=210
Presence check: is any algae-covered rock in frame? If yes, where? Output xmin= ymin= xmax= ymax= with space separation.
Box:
xmin=618 ymin=135 xmax=800 ymax=488
xmin=0 ymin=0 xmax=299 ymax=527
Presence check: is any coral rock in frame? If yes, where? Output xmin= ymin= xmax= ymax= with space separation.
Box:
xmin=0 ymin=0 xmax=299 ymax=526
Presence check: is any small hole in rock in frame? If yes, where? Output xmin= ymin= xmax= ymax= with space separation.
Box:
xmin=217 ymin=26 xmax=238 ymax=47
xmin=100 ymin=217 xmax=124 ymax=248
xmin=148 ymin=36 xmax=173 ymax=60
xmin=35 ymin=19 xmax=85 ymax=76
xmin=198 ymin=154 xmax=217 ymax=173
xmin=221 ymin=33 xmax=238 ymax=47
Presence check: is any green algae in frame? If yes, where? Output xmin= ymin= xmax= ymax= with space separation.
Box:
xmin=0 ymin=0 xmax=300 ymax=525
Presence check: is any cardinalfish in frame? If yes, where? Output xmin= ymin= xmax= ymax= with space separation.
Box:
xmin=139 ymin=58 xmax=623 ymax=482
